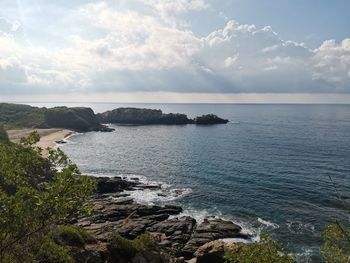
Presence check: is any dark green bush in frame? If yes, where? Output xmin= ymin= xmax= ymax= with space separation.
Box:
xmin=224 ymin=235 xmax=294 ymax=263
xmin=36 ymin=237 xmax=74 ymax=263
xmin=108 ymin=232 xmax=155 ymax=260
xmin=53 ymin=225 xmax=95 ymax=248
xmin=0 ymin=126 xmax=10 ymax=144
xmin=321 ymin=223 xmax=350 ymax=263
xmin=0 ymin=132 xmax=96 ymax=262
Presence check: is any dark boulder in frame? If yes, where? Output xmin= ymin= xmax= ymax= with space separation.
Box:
xmin=94 ymin=177 xmax=138 ymax=194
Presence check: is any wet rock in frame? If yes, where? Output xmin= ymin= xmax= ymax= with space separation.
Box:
xmin=182 ymin=218 xmax=245 ymax=258
xmin=78 ymin=176 xmax=246 ymax=260
xmin=94 ymin=177 xmax=138 ymax=194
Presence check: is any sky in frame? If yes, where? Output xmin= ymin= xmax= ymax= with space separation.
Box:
xmin=0 ymin=0 xmax=350 ymax=103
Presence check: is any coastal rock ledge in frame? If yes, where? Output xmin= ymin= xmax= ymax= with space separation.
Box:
xmin=75 ymin=176 xmax=250 ymax=261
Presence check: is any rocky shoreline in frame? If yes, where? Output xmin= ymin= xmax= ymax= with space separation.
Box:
xmin=74 ymin=176 xmax=251 ymax=262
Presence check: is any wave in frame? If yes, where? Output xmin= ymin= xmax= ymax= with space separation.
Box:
xmin=286 ymin=221 xmax=315 ymax=234
xmin=125 ymin=187 xmax=192 ymax=205
xmin=291 ymin=247 xmax=315 ymax=263
xmin=257 ymin=217 xmax=280 ymax=229
xmin=79 ymin=172 xmax=192 ymax=205
xmin=171 ymin=207 xmax=260 ymax=243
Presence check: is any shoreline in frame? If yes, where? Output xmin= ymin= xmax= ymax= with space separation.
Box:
xmin=7 ymin=128 xmax=74 ymax=154
xmin=78 ymin=175 xmax=252 ymax=260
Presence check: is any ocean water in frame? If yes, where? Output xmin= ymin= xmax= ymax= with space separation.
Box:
xmin=31 ymin=103 xmax=350 ymax=262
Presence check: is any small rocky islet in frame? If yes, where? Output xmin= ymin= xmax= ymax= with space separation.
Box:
xmin=72 ymin=176 xmax=251 ymax=262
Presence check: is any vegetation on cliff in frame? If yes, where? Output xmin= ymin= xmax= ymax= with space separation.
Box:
xmin=0 ymin=126 xmax=10 ymax=144
xmin=0 ymin=131 xmax=96 ymax=262
xmin=44 ymin=106 xmax=110 ymax=132
xmin=0 ymin=103 xmax=112 ymax=132
xmin=97 ymin=107 xmax=228 ymax=125
xmin=224 ymin=235 xmax=294 ymax=263
xmin=0 ymin=103 xmax=229 ymax=131
xmin=97 ymin=107 xmax=192 ymax=125
xmin=0 ymin=103 xmax=45 ymax=129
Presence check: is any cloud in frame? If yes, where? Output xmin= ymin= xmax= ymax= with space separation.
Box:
xmin=0 ymin=1 xmax=349 ymax=96
xmin=143 ymin=0 xmax=208 ymax=14
xmin=311 ymin=39 xmax=350 ymax=92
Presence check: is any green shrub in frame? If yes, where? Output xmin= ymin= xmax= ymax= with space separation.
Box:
xmin=0 ymin=132 xmax=96 ymax=262
xmin=53 ymin=225 xmax=95 ymax=247
xmin=224 ymin=235 xmax=294 ymax=263
xmin=108 ymin=232 xmax=155 ymax=259
xmin=321 ymin=223 xmax=350 ymax=263
xmin=0 ymin=103 xmax=45 ymax=129
xmin=0 ymin=126 xmax=10 ymax=144
xmin=36 ymin=237 xmax=74 ymax=263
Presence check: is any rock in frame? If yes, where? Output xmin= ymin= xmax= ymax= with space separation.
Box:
xmin=194 ymin=240 xmax=225 ymax=263
xmin=94 ymin=177 xmax=138 ymax=194
xmin=193 ymin=114 xmax=228 ymax=125
xmin=55 ymin=140 xmax=67 ymax=144
xmin=182 ymin=218 xmax=245 ymax=258
xmin=195 ymin=218 xmax=241 ymax=236
xmin=147 ymin=217 xmax=196 ymax=237
xmin=77 ymin=176 xmax=246 ymax=260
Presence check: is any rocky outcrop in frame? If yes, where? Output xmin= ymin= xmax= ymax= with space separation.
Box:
xmin=77 ymin=176 xmax=250 ymax=260
xmin=44 ymin=107 xmax=114 ymax=132
xmin=181 ymin=218 xmax=242 ymax=258
xmin=193 ymin=114 xmax=229 ymax=125
xmin=191 ymin=240 xmax=242 ymax=263
xmin=94 ymin=176 xmax=139 ymax=194
xmin=97 ymin=108 xmax=192 ymax=125
xmin=193 ymin=240 xmax=225 ymax=263
xmin=97 ymin=107 xmax=229 ymax=126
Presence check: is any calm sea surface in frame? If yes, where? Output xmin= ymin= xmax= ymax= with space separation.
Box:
xmin=29 ymin=103 xmax=350 ymax=262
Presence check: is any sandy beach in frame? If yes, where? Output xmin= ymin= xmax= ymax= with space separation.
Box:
xmin=7 ymin=128 xmax=74 ymax=153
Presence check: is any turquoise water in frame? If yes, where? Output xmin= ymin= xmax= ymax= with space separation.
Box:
xmin=32 ymin=103 xmax=350 ymax=262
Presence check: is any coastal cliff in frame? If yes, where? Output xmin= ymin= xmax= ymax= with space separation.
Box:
xmin=0 ymin=103 xmax=112 ymax=132
xmin=43 ymin=107 xmax=113 ymax=132
xmin=97 ymin=107 xmax=228 ymax=125
xmin=0 ymin=103 xmax=229 ymax=130
xmin=97 ymin=107 xmax=192 ymax=125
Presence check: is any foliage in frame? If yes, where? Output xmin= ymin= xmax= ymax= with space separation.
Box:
xmin=0 ymin=126 xmax=10 ymax=144
xmin=321 ymin=223 xmax=350 ymax=263
xmin=0 ymin=103 xmax=45 ymax=129
xmin=321 ymin=175 xmax=350 ymax=263
xmin=224 ymin=234 xmax=294 ymax=263
xmin=0 ymin=130 xmax=96 ymax=262
xmin=35 ymin=237 xmax=74 ymax=263
xmin=53 ymin=225 xmax=96 ymax=248
xmin=108 ymin=232 xmax=156 ymax=259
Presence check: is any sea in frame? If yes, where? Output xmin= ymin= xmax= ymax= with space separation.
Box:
xmin=28 ymin=103 xmax=350 ymax=262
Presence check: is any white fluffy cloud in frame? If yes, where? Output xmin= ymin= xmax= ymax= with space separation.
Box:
xmin=0 ymin=1 xmax=349 ymax=95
